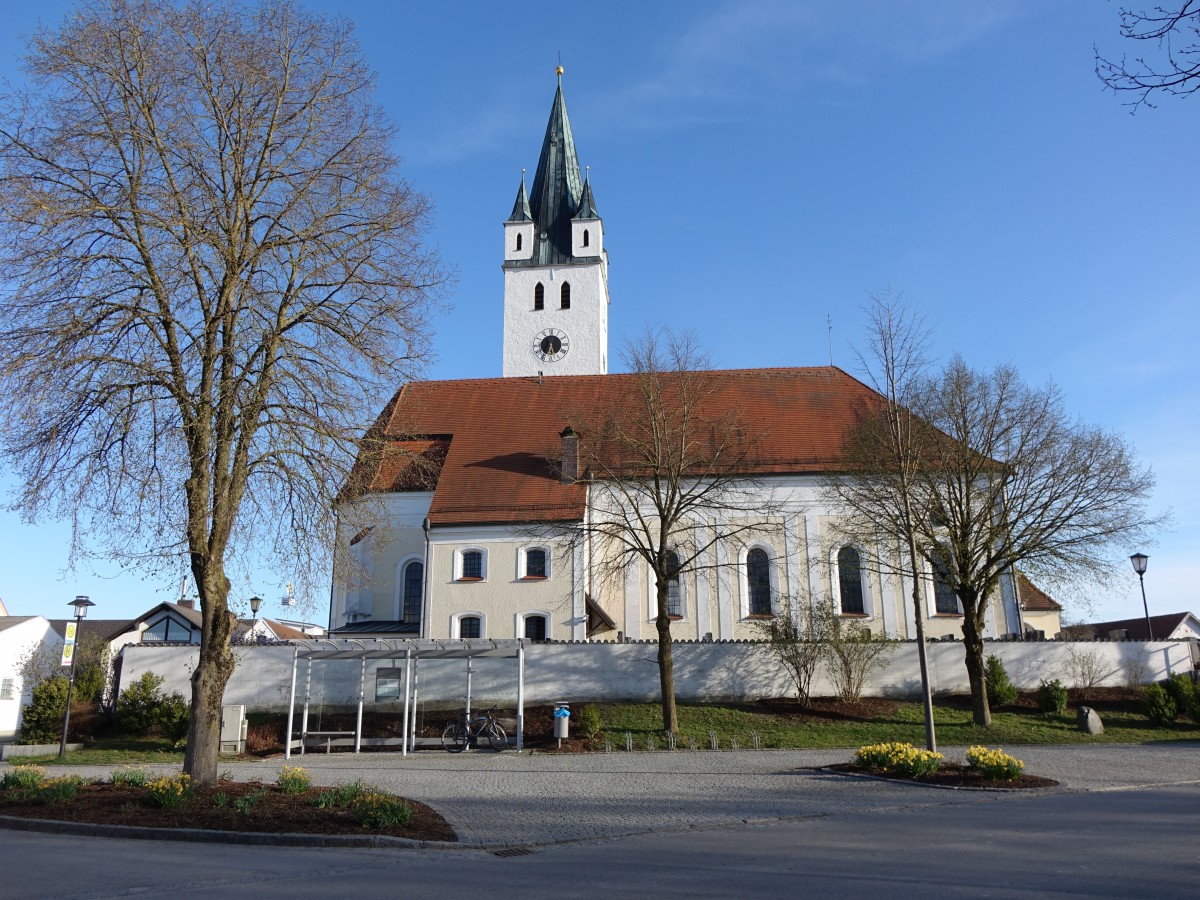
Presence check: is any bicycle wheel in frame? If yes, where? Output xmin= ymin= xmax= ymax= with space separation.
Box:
xmin=486 ymin=721 xmax=508 ymax=752
xmin=441 ymin=722 xmax=470 ymax=753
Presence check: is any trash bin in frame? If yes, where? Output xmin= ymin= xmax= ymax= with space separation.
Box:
xmin=553 ymin=702 xmax=570 ymax=743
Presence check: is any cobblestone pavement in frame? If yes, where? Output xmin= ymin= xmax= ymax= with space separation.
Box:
xmin=9 ymin=742 xmax=1195 ymax=847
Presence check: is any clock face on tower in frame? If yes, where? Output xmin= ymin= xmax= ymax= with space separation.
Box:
xmin=533 ymin=328 xmax=570 ymax=363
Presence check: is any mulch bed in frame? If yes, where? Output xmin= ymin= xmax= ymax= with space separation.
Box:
xmin=0 ymin=781 xmax=457 ymax=842
xmin=827 ymin=762 xmax=1059 ymax=790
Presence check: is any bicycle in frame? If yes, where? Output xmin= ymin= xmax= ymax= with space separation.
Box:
xmin=441 ymin=707 xmax=508 ymax=753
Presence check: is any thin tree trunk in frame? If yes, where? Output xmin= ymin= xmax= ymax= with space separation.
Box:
xmin=906 ymin=532 xmax=938 ymax=753
xmin=655 ymin=580 xmax=678 ymax=733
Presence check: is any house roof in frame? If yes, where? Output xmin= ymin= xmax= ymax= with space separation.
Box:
xmin=344 ymin=367 xmax=885 ymax=527
xmin=1080 ymin=612 xmax=1198 ymax=641
xmin=1016 ymin=575 xmax=1062 ymax=612
xmin=262 ymin=619 xmax=309 ymax=641
xmin=103 ymin=601 xmax=204 ymax=641
xmin=49 ymin=618 xmax=137 ymax=643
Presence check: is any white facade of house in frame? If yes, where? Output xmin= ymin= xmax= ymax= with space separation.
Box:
xmin=0 ymin=616 xmax=61 ymax=742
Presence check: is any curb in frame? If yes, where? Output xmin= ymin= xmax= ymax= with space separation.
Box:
xmin=0 ymin=813 xmax=464 ymax=851
xmin=815 ymin=765 xmax=1063 ymax=793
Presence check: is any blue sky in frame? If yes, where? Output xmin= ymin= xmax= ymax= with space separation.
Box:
xmin=0 ymin=1 xmax=1195 ymax=626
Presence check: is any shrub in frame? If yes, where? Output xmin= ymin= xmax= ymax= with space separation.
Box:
xmin=855 ymin=742 xmax=943 ymax=778
xmin=312 ymin=779 xmax=369 ymax=809
xmin=114 ymin=672 xmax=189 ymax=742
xmin=985 ymin=656 xmax=1018 ymax=707
xmin=826 ymin=618 xmax=894 ymax=702
xmin=578 ymin=704 xmax=602 ymax=739
xmin=38 ymin=774 xmax=84 ymax=804
xmin=349 ymin=792 xmax=414 ymax=829
xmin=1142 ymin=683 xmax=1179 ymax=726
xmin=966 ymin=745 xmax=1024 ymax=781
xmin=145 ymin=773 xmax=193 ymax=810
xmin=111 ymin=767 xmax=151 ymax=787
xmin=17 ymin=677 xmax=70 ymax=744
xmin=277 ymin=765 xmax=311 ymax=795
xmin=1035 ymin=679 xmax=1068 ymax=716
xmin=1161 ymin=674 xmax=1200 ymax=722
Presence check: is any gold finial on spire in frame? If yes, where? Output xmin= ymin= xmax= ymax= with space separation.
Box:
xmin=556 ymin=65 xmax=564 ymax=77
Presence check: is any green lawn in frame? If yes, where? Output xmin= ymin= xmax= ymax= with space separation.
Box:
xmin=13 ymin=737 xmax=183 ymax=766
xmin=595 ymin=700 xmax=1200 ymax=750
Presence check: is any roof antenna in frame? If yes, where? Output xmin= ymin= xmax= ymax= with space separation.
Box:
xmin=827 ymin=315 xmax=833 ymax=367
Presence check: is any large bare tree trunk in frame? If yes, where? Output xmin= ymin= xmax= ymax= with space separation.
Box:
xmin=184 ymin=566 xmax=236 ymax=784
xmin=960 ymin=591 xmax=992 ymax=727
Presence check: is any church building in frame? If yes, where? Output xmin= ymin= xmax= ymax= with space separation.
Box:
xmin=327 ymin=74 xmax=1029 ymax=645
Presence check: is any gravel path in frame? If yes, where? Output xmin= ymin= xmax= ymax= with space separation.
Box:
xmin=11 ymin=742 xmax=1194 ymax=847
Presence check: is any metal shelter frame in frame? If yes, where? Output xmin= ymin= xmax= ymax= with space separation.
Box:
xmin=284 ymin=638 xmax=527 ymax=758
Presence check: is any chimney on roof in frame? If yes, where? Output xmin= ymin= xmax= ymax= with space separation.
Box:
xmin=560 ymin=425 xmax=579 ymax=484
xmin=178 ymin=599 xmax=195 ymax=610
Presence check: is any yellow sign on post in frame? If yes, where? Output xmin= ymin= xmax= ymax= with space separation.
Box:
xmin=60 ymin=621 xmax=78 ymax=667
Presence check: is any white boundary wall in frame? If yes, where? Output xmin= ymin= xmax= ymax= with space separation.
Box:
xmin=118 ymin=640 xmax=1194 ymax=712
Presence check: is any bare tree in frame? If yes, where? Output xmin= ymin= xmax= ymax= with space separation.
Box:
xmin=0 ymin=0 xmax=443 ymax=782
xmin=825 ymin=292 xmax=939 ymax=750
xmin=754 ymin=596 xmax=830 ymax=708
xmin=556 ymin=329 xmax=784 ymax=733
xmin=1096 ymin=2 xmax=1200 ymax=109
xmin=843 ymin=356 xmax=1162 ymax=726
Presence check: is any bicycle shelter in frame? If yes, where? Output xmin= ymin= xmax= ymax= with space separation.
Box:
xmin=283 ymin=638 xmax=527 ymax=758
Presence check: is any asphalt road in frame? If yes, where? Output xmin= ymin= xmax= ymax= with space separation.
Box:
xmin=2 ymin=744 xmax=1198 ymax=897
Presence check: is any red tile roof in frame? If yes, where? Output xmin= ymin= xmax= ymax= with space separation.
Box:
xmin=1016 ymin=574 xmax=1062 ymax=612
xmin=347 ymin=367 xmax=884 ymax=527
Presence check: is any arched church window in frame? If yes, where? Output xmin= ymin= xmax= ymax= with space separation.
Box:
xmin=582 ymin=229 xmax=589 ymax=248
xmin=747 ymin=548 xmax=772 ymax=616
xmin=516 ymin=232 xmax=523 ymax=251
xmin=402 ymin=560 xmax=423 ymax=623
xmin=534 ymin=282 xmax=544 ymax=310
xmin=666 ymin=550 xmax=682 ymax=618
xmin=837 ymin=547 xmax=865 ymax=615
xmin=560 ymin=282 xmax=571 ymax=309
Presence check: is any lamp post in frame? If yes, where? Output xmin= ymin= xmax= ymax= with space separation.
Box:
xmin=59 ymin=595 xmax=95 ymax=758
xmin=249 ymin=596 xmax=263 ymax=620
xmin=1129 ymin=553 xmax=1152 ymax=641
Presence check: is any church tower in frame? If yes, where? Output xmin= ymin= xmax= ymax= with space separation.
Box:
xmin=502 ymin=71 xmax=609 ymax=377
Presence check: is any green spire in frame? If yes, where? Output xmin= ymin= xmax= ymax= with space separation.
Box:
xmin=506 ymin=171 xmax=532 ymax=223
xmin=527 ymin=79 xmax=583 ymax=265
xmin=573 ymin=170 xmax=598 ymax=220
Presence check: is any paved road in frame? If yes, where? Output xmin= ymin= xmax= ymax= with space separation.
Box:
xmin=2 ymin=744 xmax=1198 ymax=896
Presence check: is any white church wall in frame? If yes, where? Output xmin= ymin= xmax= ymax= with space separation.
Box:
xmin=117 ymin=639 xmax=1192 ymax=713
xmin=426 ymin=526 xmax=578 ymax=641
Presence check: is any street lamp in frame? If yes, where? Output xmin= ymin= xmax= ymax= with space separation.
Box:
xmin=249 ymin=596 xmax=263 ymax=620
xmin=59 ymin=595 xmax=95 ymax=758
xmin=1129 ymin=553 xmax=1153 ymax=641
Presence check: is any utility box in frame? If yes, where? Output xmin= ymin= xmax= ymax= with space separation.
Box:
xmin=220 ymin=704 xmax=247 ymax=754
xmin=553 ymin=702 xmax=570 ymax=741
